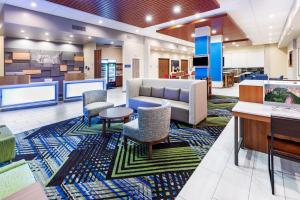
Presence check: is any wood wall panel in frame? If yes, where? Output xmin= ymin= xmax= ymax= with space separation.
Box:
xmin=239 ymin=85 xmax=264 ymax=103
xmin=94 ymin=50 xmax=101 ymax=78
xmin=13 ymin=52 xmax=31 ymax=60
xmin=0 ymin=75 xmax=31 ymax=85
xmin=64 ymin=73 xmax=85 ymax=81
xmin=158 ymin=58 xmax=170 ymax=79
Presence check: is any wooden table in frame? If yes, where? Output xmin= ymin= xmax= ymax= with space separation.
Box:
xmin=232 ymin=101 xmax=300 ymax=166
xmin=99 ymin=107 xmax=133 ymax=136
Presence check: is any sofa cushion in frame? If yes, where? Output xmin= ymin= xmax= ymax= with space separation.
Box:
xmin=179 ymin=89 xmax=189 ymax=103
xmin=139 ymin=86 xmax=152 ymax=97
xmin=151 ymin=87 xmax=164 ymax=98
xmin=164 ymin=88 xmax=180 ymax=101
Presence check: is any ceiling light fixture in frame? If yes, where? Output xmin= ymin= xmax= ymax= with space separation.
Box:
xmin=98 ymin=20 xmax=103 ymax=24
xmin=68 ymin=41 xmax=72 ymax=44
xmin=225 ymin=37 xmax=229 ymax=41
xmin=173 ymin=5 xmax=182 ymax=14
xmin=269 ymin=26 xmax=273 ymax=29
xmin=45 ymin=32 xmax=49 ymax=36
xmin=145 ymin=15 xmax=153 ymax=22
xmin=110 ymin=41 xmax=114 ymax=45
xmin=25 ymin=36 xmax=29 ymax=40
xmin=176 ymin=24 xmax=182 ymax=28
xmin=46 ymin=39 xmax=50 ymax=42
xmin=170 ymin=20 xmax=175 ymax=24
xmin=88 ymin=36 xmax=92 ymax=39
xmin=232 ymin=42 xmax=236 ymax=45
xmin=269 ymin=14 xmax=274 ymax=19
xmin=212 ymin=29 xmax=217 ymax=34
xmin=236 ymin=44 xmax=240 ymax=47
xmin=135 ymin=29 xmax=139 ymax=33
xmin=20 ymin=30 xmax=25 ymax=33
xmin=30 ymin=2 xmax=37 ymax=8
xmin=195 ymin=13 xmax=200 ymax=19
xmin=191 ymin=33 xmax=195 ymax=37
xmin=69 ymin=34 xmax=74 ymax=38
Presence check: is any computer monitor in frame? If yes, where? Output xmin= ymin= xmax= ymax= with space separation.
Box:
xmin=264 ymin=81 xmax=300 ymax=110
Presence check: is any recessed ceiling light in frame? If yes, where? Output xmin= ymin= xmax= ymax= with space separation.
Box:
xmin=98 ymin=20 xmax=103 ymax=24
xmin=30 ymin=2 xmax=37 ymax=7
xmin=68 ymin=41 xmax=72 ymax=44
xmin=110 ymin=41 xmax=114 ymax=45
xmin=20 ymin=30 xmax=25 ymax=33
xmin=212 ymin=29 xmax=217 ymax=34
xmin=225 ymin=37 xmax=229 ymax=41
xmin=145 ymin=15 xmax=153 ymax=22
xmin=232 ymin=42 xmax=236 ymax=45
xmin=191 ymin=33 xmax=195 ymax=37
xmin=25 ymin=36 xmax=29 ymax=39
xmin=69 ymin=34 xmax=74 ymax=38
xmin=170 ymin=20 xmax=175 ymax=24
xmin=88 ymin=36 xmax=92 ymax=39
xmin=135 ymin=29 xmax=139 ymax=33
xmin=176 ymin=24 xmax=182 ymax=28
xmin=45 ymin=32 xmax=49 ymax=36
xmin=269 ymin=26 xmax=273 ymax=29
xmin=269 ymin=14 xmax=274 ymax=19
xmin=195 ymin=13 xmax=200 ymax=18
xmin=173 ymin=5 xmax=182 ymax=14
xmin=46 ymin=39 xmax=50 ymax=42
xmin=236 ymin=44 xmax=240 ymax=47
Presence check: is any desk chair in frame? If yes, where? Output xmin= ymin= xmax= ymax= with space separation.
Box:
xmin=268 ymin=116 xmax=300 ymax=195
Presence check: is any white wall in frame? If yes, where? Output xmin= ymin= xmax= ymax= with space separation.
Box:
xmin=97 ymin=45 xmax=122 ymax=63
xmin=149 ymin=50 xmax=192 ymax=78
xmin=83 ymin=42 xmax=96 ymax=79
xmin=0 ymin=36 xmax=4 ymax=76
xmin=224 ymin=44 xmax=288 ymax=78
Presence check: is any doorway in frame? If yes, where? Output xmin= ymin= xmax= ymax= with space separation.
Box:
xmin=132 ymin=58 xmax=140 ymax=78
xmin=181 ymin=59 xmax=188 ymax=74
xmin=158 ymin=58 xmax=170 ymax=78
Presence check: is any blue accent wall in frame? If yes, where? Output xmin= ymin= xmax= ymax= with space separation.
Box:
xmin=210 ymin=42 xmax=223 ymax=81
xmin=195 ymin=36 xmax=209 ymax=55
xmin=195 ymin=67 xmax=209 ymax=79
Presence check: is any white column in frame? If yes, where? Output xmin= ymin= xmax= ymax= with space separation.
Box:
xmin=0 ymin=36 xmax=4 ymax=76
xmin=83 ymin=42 xmax=96 ymax=79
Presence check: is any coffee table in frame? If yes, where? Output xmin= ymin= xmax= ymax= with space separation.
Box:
xmin=99 ymin=107 xmax=134 ymax=136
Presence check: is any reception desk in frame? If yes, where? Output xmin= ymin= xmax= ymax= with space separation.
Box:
xmin=0 ymin=82 xmax=58 ymax=111
xmin=63 ymin=79 xmax=106 ymax=101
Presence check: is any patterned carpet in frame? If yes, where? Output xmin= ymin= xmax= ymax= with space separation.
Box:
xmin=7 ymin=95 xmax=237 ymax=200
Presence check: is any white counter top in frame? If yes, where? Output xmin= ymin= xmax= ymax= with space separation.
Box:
xmin=233 ymin=101 xmax=300 ymax=119
xmin=239 ymin=80 xmax=265 ymax=87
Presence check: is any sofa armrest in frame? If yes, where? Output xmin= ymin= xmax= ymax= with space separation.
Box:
xmin=126 ymin=79 xmax=143 ymax=106
xmin=189 ymin=80 xmax=207 ymax=125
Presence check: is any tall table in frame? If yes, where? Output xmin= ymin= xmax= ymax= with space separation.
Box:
xmin=232 ymin=101 xmax=300 ymax=166
xmin=99 ymin=107 xmax=133 ymax=136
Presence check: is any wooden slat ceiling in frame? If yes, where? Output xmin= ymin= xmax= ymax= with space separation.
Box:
xmin=47 ymin=0 xmax=220 ymax=28
xmin=157 ymin=14 xmax=251 ymax=45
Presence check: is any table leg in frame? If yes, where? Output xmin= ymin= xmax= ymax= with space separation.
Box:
xmin=234 ymin=116 xmax=239 ymax=166
xmin=239 ymin=118 xmax=244 ymax=149
xmin=102 ymin=119 xmax=107 ymax=136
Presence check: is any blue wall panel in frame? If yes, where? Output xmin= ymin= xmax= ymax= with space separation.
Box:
xmin=195 ymin=36 xmax=209 ymax=55
xmin=195 ymin=67 xmax=209 ymax=79
xmin=210 ymin=42 xmax=223 ymax=81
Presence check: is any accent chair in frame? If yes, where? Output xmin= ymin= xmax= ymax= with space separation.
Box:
xmin=82 ymin=90 xmax=114 ymax=126
xmin=0 ymin=125 xmax=16 ymax=163
xmin=123 ymin=101 xmax=171 ymax=159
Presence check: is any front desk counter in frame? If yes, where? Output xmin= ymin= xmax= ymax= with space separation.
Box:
xmin=0 ymin=81 xmax=59 ymax=111
xmin=63 ymin=79 xmax=106 ymax=102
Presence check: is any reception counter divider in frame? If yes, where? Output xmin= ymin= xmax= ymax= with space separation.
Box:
xmin=63 ymin=79 xmax=106 ymax=102
xmin=0 ymin=81 xmax=59 ymax=111
xmin=0 ymin=79 xmax=106 ymax=111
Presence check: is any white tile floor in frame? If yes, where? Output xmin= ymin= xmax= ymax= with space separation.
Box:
xmin=0 ymin=85 xmax=299 ymax=200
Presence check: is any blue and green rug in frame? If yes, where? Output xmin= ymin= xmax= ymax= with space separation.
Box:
xmin=8 ymin=95 xmax=237 ymax=199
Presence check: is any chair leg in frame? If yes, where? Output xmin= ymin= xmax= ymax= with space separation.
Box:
xmin=82 ymin=115 xmax=85 ymax=123
xmin=124 ymin=136 xmax=128 ymax=151
xmin=88 ymin=117 xmax=92 ymax=127
xmin=167 ymin=136 xmax=171 ymax=144
xmin=148 ymin=143 xmax=153 ymax=160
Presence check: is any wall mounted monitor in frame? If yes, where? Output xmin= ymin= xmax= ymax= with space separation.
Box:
xmin=264 ymin=81 xmax=300 ymax=110
xmin=193 ymin=56 xmax=208 ymax=66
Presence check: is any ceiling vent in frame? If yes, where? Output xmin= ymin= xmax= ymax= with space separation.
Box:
xmin=72 ymin=25 xmax=86 ymax=32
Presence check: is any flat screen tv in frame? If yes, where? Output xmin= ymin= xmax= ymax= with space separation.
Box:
xmin=193 ymin=56 xmax=208 ymax=66
xmin=264 ymin=81 xmax=300 ymax=110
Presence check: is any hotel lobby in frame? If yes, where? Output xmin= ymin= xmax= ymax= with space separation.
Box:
xmin=0 ymin=0 xmax=300 ymax=199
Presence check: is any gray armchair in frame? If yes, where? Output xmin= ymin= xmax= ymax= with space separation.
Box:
xmin=123 ymin=101 xmax=171 ymax=159
xmin=82 ymin=90 xmax=114 ymax=126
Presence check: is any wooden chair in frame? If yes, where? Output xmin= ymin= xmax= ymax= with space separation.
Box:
xmin=268 ymin=116 xmax=300 ymax=194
